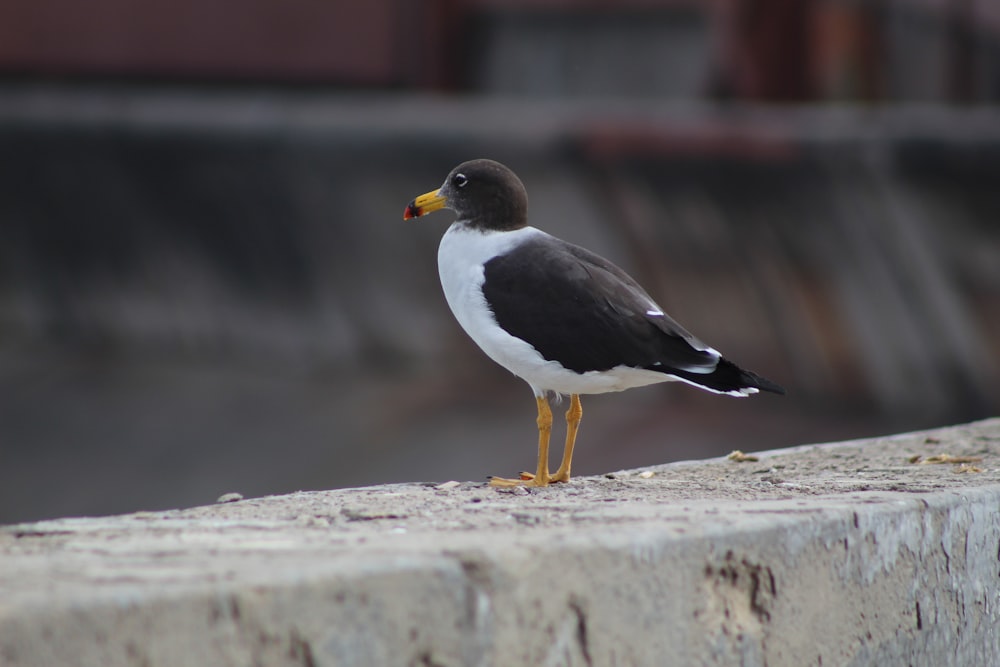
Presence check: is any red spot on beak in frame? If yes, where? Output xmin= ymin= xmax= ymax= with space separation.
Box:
xmin=403 ymin=201 xmax=421 ymax=220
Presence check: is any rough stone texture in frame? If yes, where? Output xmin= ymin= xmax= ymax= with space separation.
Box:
xmin=2 ymin=418 xmax=1000 ymax=666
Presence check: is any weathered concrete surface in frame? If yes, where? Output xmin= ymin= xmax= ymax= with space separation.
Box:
xmin=2 ymin=418 xmax=999 ymax=667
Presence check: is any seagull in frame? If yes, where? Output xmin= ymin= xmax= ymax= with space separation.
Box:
xmin=404 ymin=159 xmax=784 ymax=487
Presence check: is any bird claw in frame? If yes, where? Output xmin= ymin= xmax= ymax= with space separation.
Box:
xmin=490 ymin=470 xmax=569 ymax=486
xmin=488 ymin=474 xmax=550 ymax=488
xmin=506 ymin=470 xmax=571 ymax=484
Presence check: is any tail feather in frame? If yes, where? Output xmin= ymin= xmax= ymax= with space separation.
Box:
xmin=662 ymin=358 xmax=786 ymax=397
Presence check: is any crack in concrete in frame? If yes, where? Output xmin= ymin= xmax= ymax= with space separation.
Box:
xmin=451 ymin=552 xmax=495 ymax=666
xmin=288 ymin=628 xmax=316 ymax=667
xmin=569 ymin=597 xmax=593 ymax=667
xmin=412 ymin=650 xmax=447 ymax=667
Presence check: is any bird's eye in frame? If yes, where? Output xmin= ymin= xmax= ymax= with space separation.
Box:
xmin=453 ymin=173 xmax=468 ymax=188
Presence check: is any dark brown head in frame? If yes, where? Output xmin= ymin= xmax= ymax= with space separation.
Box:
xmin=403 ymin=159 xmax=528 ymax=231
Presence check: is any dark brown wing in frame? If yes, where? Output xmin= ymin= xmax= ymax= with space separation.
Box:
xmin=481 ymin=235 xmax=720 ymax=375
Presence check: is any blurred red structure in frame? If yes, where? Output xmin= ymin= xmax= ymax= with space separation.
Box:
xmin=0 ymin=0 xmax=460 ymax=87
xmin=1 ymin=0 xmax=997 ymax=102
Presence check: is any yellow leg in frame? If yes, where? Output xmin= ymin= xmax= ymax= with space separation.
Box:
xmin=550 ymin=394 xmax=582 ymax=483
xmin=489 ymin=395 xmax=553 ymax=487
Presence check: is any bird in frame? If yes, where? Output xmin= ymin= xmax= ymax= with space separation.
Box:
xmin=403 ymin=159 xmax=784 ymax=487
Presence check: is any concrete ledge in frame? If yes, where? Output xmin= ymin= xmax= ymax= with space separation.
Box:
xmin=2 ymin=419 xmax=999 ymax=666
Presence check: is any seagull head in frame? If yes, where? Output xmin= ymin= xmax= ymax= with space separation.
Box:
xmin=404 ymin=159 xmax=528 ymax=231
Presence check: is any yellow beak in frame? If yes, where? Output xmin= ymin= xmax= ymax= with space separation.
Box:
xmin=403 ymin=189 xmax=448 ymax=220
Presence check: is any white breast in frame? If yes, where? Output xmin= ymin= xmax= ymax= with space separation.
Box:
xmin=436 ymin=222 xmax=672 ymax=397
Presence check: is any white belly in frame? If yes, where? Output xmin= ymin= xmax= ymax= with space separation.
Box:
xmin=437 ymin=222 xmax=672 ymax=397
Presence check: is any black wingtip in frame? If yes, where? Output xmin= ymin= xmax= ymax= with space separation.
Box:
xmin=664 ymin=358 xmax=786 ymax=396
xmin=741 ymin=369 xmax=786 ymax=395
xmin=736 ymin=366 xmax=787 ymax=396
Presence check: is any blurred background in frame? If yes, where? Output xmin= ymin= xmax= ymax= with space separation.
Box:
xmin=1 ymin=0 xmax=998 ymax=522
